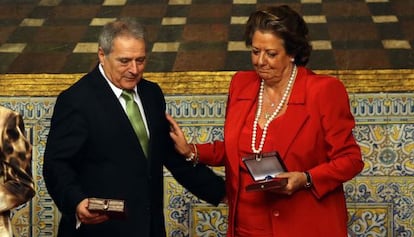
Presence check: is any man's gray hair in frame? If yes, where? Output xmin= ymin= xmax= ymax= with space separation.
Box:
xmin=98 ymin=18 xmax=146 ymax=55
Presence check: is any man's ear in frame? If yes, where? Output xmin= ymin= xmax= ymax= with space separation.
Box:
xmin=98 ymin=47 xmax=105 ymax=64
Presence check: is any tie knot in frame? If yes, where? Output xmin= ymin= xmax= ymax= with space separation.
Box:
xmin=122 ymin=90 xmax=135 ymax=101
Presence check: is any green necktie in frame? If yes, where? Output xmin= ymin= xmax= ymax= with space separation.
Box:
xmin=122 ymin=90 xmax=149 ymax=157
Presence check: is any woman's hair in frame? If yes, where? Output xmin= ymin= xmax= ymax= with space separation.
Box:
xmin=98 ymin=17 xmax=147 ymax=55
xmin=244 ymin=5 xmax=312 ymax=66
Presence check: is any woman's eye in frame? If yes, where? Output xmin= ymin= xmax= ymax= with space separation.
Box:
xmin=267 ymin=52 xmax=277 ymax=58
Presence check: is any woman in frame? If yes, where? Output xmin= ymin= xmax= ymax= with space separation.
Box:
xmin=167 ymin=5 xmax=364 ymax=237
xmin=0 ymin=106 xmax=35 ymax=237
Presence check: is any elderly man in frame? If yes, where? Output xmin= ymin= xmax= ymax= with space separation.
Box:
xmin=43 ymin=18 xmax=225 ymax=237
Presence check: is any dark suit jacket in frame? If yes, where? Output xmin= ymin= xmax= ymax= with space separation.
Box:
xmin=43 ymin=65 xmax=225 ymax=237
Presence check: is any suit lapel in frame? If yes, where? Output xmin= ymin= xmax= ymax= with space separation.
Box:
xmin=89 ymin=66 xmax=147 ymax=155
xmin=136 ymin=79 xmax=164 ymax=160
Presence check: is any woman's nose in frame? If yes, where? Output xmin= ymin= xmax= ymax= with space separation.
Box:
xmin=258 ymin=52 xmax=267 ymax=65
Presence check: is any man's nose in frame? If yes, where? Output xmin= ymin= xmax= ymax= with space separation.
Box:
xmin=128 ymin=61 xmax=139 ymax=74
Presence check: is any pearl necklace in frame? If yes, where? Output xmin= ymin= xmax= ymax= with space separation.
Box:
xmin=251 ymin=65 xmax=297 ymax=154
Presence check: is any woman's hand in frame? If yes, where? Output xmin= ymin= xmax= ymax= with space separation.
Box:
xmin=267 ymin=171 xmax=308 ymax=195
xmin=166 ymin=113 xmax=193 ymax=157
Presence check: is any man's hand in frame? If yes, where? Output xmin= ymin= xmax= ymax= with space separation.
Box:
xmin=76 ymin=198 xmax=110 ymax=225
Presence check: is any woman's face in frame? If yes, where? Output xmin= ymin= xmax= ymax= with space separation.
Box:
xmin=251 ymin=31 xmax=294 ymax=83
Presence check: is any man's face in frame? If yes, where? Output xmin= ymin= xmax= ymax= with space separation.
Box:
xmin=98 ymin=35 xmax=146 ymax=90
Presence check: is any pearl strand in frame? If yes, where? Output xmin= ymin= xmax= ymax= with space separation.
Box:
xmin=251 ymin=65 xmax=297 ymax=154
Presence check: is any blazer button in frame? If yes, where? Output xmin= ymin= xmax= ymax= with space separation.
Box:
xmin=272 ymin=210 xmax=280 ymax=217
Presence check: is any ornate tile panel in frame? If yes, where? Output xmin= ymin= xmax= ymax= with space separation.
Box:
xmin=347 ymin=203 xmax=393 ymax=237
xmin=190 ymin=204 xmax=228 ymax=237
xmin=1 ymin=92 xmax=413 ymax=237
xmin=345 ymin=177 xmax=414 ymax=237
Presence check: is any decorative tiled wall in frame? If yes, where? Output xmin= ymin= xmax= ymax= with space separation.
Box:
xmin=163 ymin=94 xmax=414 ymax=237
xmin=0 ymin=71 xmax=413 ymax=237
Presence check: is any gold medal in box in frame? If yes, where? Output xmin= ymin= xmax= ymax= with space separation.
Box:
xmin=88 ymin=198 xmax=126 ymax=219
xmin=242 ymin=151 xmax=288 ymax=192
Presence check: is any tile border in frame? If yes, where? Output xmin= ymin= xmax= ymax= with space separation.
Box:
xmin=0 ymin=70 xmax=413 ymax=96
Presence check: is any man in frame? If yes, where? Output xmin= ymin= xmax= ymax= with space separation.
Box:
xmin=43 ymin=18 xmax=225 ymax=237
xmin=0 ymin=106 xmax=35 ymax=237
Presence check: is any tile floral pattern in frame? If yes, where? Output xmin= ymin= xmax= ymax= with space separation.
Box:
xmin=1 ymin=91 xmax=413 ymax=237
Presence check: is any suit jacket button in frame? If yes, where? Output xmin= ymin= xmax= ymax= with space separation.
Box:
xmin=272 ymin=210 xmax=280 ymax=217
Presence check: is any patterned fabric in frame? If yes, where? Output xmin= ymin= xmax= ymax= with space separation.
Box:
xmin=0 ymin=106 xmax=35 ymax=237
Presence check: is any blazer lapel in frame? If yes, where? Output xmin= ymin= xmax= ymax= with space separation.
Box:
xmin=276 ymin=67 xmax=310 ymax=160
xmin=225 ymin=73 xmax=261 ymax=177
